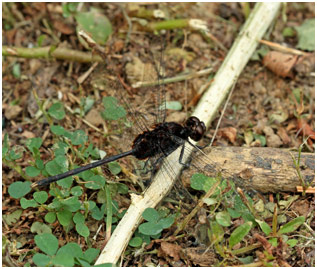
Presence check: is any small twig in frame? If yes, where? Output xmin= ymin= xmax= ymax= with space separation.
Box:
xmin=202 ymin=30 xmax=228 ymax=52
xmin=296 ymin=186 xmax=315 ymax=194
xmin=289 ymin=135 xmax=314 ymax=196
xmin=78 ymin=30 xmax=107 ymax=61
xmin=237 ymin=187 xmax=261 ymax=220
xmin=132 ymin=67 xmax=214 ymax=88
xmin=64 ymin=104 xmax=104 ymax=135
xmin=209 ymin=77 xmax=237 ymax=146
xmin=173 ymin=178 xmax=221 ymax=236
xmin=121 ymin=4 xmax=132 ymax=46
xmin=3 ymin=45 xmax=103 ymax=62
xmin=77 ymin=62 xmax=99 ymax=84
xmin=259 ymin=39 xmax=308 ymax=56
xmin=93 ymin=224 xmax=103 ymax=241
xmin=42 ymin=18 xmax=60 ymax=43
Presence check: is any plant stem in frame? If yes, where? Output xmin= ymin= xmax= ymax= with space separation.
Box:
xmin=3 ymin=45 xmax=103 ymax=63
xmin=3 ymin=159 xmax=30 ymax=181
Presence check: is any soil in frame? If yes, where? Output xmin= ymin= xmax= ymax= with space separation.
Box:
xmin=2 ymin=2 xmax=315 ymax=267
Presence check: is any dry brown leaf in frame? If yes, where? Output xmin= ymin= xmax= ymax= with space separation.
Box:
xmin=218 ymin=127 xmax=237 ymax=144
xmin=263 ymin=51 xmax=298 ymax=78
xmin=4 ymin=105 xmax=23 ymax=120
xmin=263 ymin=126 xmax=283 ymax=147
xmin=21 ymin=130 xmax=36 ymax=139
xmin=182 ymin=247 xmax=218 ymax=266
xmin=277 ymin=127 xmax=291 ymax=145
xmin=53 ymin=20 xmax=75 ymax=35
xmin=85 ymin=109 xmax=104 ymax=127
xmin=297 ymin=118 xmax=315 ymax=140
xmin=160 ymin=242 xmax=181 ymax=261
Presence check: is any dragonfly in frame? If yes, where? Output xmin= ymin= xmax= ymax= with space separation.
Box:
xmin=31 ymin=41 xmax=209 ymax=189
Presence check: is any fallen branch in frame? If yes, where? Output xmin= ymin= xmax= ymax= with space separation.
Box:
xmin=186 ymin=146 xmax=315 ymax=194
xmin=95 ymin=2 xmax=282 ymax=266
xmin=2 ymin=45 xmax=103 ymax=63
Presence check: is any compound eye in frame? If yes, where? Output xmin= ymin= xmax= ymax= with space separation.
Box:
xmin=186 ymin=117 xmax=206 ymax=141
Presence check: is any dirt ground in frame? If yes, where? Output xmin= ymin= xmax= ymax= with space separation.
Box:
xmin=2 ymin=3 xmax=315 ymax=267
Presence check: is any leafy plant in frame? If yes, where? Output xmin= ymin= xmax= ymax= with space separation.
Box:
xmin=295 ymin=18 xmax=315 ymax=51
xmin=129 ymin=208 xmax=175 ymax=247
xmin=101 ymin=96 xmax=127 ymax=121
xmin=32 ymin=233 xmax=100 ymax=266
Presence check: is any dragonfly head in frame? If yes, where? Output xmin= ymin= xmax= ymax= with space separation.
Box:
xmin=184 ymin=116 xmax=206 ymax=141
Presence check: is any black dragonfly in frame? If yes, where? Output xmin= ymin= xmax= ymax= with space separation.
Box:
xmin=31 ymin=43 xmax=208 ymax=189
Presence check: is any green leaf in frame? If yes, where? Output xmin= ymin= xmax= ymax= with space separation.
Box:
xmin=286 ymin=239 xmax=298 ymax=247
xmin=57 ymin=176 xmax=73 ymax=189
xmin=255 ymin=219 xmax=272 ymax=236
xmin=91 ymin=204 xmax=105 ymax=220
xmin=282 ymin=27 xmax=296 ymax=37
xmin=158 ymin=216 xmax=174 ymax=229
xmin=30 ymin=221 xmax=52 ymax=235
xmin=37 ymin=34 xmax=46 ymax=47
xmin=85 ymin=175 xmax=106 ymax=190
xmin=295 ymin=18 xmax=315 ymax=51
xmin=139 ymin=222 xmax=162 ymax=236
xmin=268 ymin=237 xmax=277 ymax=247
xmin=62 ymin=3 xmax=79 ymax=17
xmin=215 ymin=211 xmax=231 ymax=227
xmin=8 ymin=181 xmax=31 ymax=199
xmin=54 ymin=155 xmax=68 ymax=169
xmin=82 ymin=96 xmax=95 ymax=113
xmin=33 ymin=191 xmax=49 ymax=204
xmin=101 ymin=96 xmax=126 ymax=121
xmin=129 ymin=237 xmax=143 ymax=247
xmin=12 ymin=63 xmax=21 ymax=78
xmin=45 ymin=212 xmax=57 ymax=223
xmin=25 ymin=166 xmax=41 ymax=177
xmin=48 ymin=102 xmax=66 ymax=120
xmin=209 ymin=221 xmax=224 ymax=245
xmin=71 ymin=186 xmax=83 ymax=196
xmin=53 ymin=141 xmax=69 ymax=156
xmin=83 ymin=248 xmax=100 ymax=264
xmin=160 ymin=101 xmax=182 ymax=111
xmin=278 ymin=216 xmax=305 ymax=235
xmin=70 ymin=130 xmax=88 ymax=145
xmin=36 ymin=159 xmax=45 ymax=170
xmin=76 ymin=223 xmax=90 ymax=238
xmin=57 ymin=242 xmax=83 ymax=259
xmin=26 ymin=137 xmax=43 ymax=153
xmin=57 ymin=209 xmax=72 ymax=226
xmin=32 ymin=253 xmax=51 ymax=267
xmin=75 ymin=10 xmax=112 ymax=46
xmin=52 ymin=253 xmax=74 ymax=267
xmin=51 ymin=125 xmax=66 ymax=135
xmin=35 ymin=233 xmax=59 ymax=256
xmin=190 ymin=173 xmax=208 ymax=191
xmin=45 ymin=159 xmax=64 ymax=176
xmin=20 ymin=198 xmax=38 ymax=209
xmin=9 ymin=146 xmax=23 ymax=160
xmin=2 ymin=133 xmax=9 ymax=156
xmin=107 ymin=161 xmax=121 ymax=175
xmin=229 ymin=221 xmax=252 ymax=248
xmin=143 ymin=208 xmax=159 ymax=222
xmin=227 ymin=208 xmax=241 ymax=218
xmin=238 ymin=256 xmax=254 ymax=265
xmin=2 ymin=209 xmax=22 ymax=226
xmin=61 ymin=196 xmax=81 ymax=212
xmin=117 ymin=183 xmax=129 ymax=194
xmin=203 ymin=197 xmax=217 ymax=206
xmin=73 ymin=212 xmax=85 ymax=224
xmin=292 ymin=88 xmax=301 ymax=104
xmin=253 ymin=134 xmax=266 ymax=146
